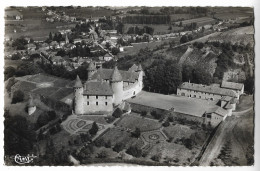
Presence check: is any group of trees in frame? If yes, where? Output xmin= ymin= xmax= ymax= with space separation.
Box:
xmin=4 ymin=112 xmax=36 ymax=156
xmin=180 ymin=34 xmax=193 ymax=44
xmin=47 ymin=32 xmax=65 ymax=43
xmin=36 ymin=111 xmax=57 ymax=129
xmin=12 ymin=37 xmax=31 ymax=50
xmin=182 ymin=64 xmax=213 ymax=85
xmin=144 ymin=59 xmax=182 ymax=94
xmin=127 ymin=26 xmax=154 ymax=36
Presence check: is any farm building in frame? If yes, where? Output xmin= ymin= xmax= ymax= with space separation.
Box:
xmin=127 ymin=91 xmax=229 ymax=127
xmin=177 ymin=82 xmax=240 ymax=101
xmin=221 ymin=81 xmax=244 ymax=97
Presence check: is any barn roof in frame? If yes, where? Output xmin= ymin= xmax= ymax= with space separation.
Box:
xmin=179 ymin=82 xmax=237 ymax=97
xmin=221 ymin=81 xmax=244 ymax=90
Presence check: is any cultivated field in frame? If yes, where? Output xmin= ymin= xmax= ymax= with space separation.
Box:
xmin=123 ymin=24 xmax=183 ymax=34
xmin=174 ymin=17 xmax=216 ymax=26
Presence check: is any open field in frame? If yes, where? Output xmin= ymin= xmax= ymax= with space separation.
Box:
xmin=116 ymin=114 xmax=162 ymax=132
xmin=208 ymin=26 xmax=254 ymax=45
xmin=5 ymin=19 xmax=76 ymax=41
xmin=123 ymin=24 xmax=183 ymax=34
xmin=163 ymin=124 xmax=194 ymax=141
xmin=174 ymin=17 xmax=216 ymax=26
xmin=4 ymin=59 xmax=24 ymax=69
xmin=235 ymin=95 xmax=254 ymax=112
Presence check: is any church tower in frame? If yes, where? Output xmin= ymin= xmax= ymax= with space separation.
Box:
xmin=87 ymin=62 xmax=97 ymax=80
xmin=74 ymin=75 xmax=84 ymax=115
xmin=111 ymin=66 xmax=123 ymax=106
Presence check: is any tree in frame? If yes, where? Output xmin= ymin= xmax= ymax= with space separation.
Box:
xmin=141 ymin=111 xmax=147 ymax=117
xmin=113 ymin=142 xmax=125 ymax=153
xmin=132 ymin=127 xmax=141 ymax=138
xmin=105 ymin=140 xmax=112 ymax=148
xmin=49 ymin=32 xmax=53 ymax=40
xmin=36 ymin=113 xmax=49 ymax=128
xmin=151 ymin=153 xmax=161 ymax=162
xmin=12 ymin=90 xmax=24 ymax=104
xmin=89 ymin=122 xmax=99 ymax=135
xmin=244 ymin=77 xmax=254 ymax=94
xmin=96 ymin=150 xmax=108 ymax=158
xmin=47 ymin=111 xmax=56 ymax=121
xmin=126 ymin=145 xmax=142 ymax=158
xmin=180 ymin=35 xmax=188 ymax=44
xmin=112 ymin=108 xmax=123 ymax=118
xmin=4 ymin=66 xmax=16 ymax=80
xmin=111 ymin=47 xmax=120 ymax=55
xmin=162 ymin=120 xmax=170 ymax=127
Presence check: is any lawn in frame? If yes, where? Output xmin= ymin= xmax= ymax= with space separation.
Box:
xmin=49 ymin=87 xmax=73 ymax=101
xmin=116 ymin=114 xmax=162 ymax=132
xmin=235 ymin=95 xmax=254 ymax=112
xmin=78 ymin=115 xmax=109 ymax=125
xmin=162 ymin=124 xmax=195 ymax=142
xmin=14 ymin=81 xmax=37 ymax=93
xmin=27 ymin=74 xmax=58 ymax=83
xmin=32 ymin=87 xmax=60 ymax=97
xmin=53 ymin=78 xmax=72 ymax=88
xmin=4 ymin=59 xmax=24 ymax=69
xmin=99 ymin=128 xmax=144 ymax=149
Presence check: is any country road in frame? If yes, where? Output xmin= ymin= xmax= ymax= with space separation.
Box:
xmin=199 ymin=106 xmax=254 ymax=166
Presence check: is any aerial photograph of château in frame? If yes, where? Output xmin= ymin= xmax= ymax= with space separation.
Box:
xmin=3 ymin=6 xmax=254 ymax=166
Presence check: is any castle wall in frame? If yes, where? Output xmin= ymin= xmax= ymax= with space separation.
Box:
xmin=169 ymin=111 xmax=204 ymax=123
xmin=123 ymin=72 xmax=143 ymax=100
xmin=82 ymin=95 xmax=113 ymax=114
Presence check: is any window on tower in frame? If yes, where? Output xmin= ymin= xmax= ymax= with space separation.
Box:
xmin=96 ymin=95 xmax=98 ymax=99
xmin=96 ymin=102 xmax=98 ymax=106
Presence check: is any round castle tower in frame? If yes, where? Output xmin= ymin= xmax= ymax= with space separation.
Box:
xmin=87 ymin=62 xmax=97 ymax=80
xmin=74 ymin=75 xmax=84 ymax=115
xmin=111 ymin=66 xmax=123 ymax=106
xmin=28 ymin=94 xmax=36 ymax=115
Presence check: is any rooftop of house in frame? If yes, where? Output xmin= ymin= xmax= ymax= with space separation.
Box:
xmin=205 ymin=106 xmax=229 ymax=117
xmin=127 ymin=91 xmax=219 ymax=117
xmin=221 ymin=81 xmax=244 ymax=90
xmin=91 ymin=67 xmax=140 ymax=83
xmin=83 ymin=80 xmax=113 ymax=96
xmin=179 ymin=82 xmax=237 ymax=97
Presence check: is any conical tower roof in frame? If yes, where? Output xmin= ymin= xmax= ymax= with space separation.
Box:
xmin=87 ymin=62 xmax=96 ymax=71
xmin=74 ymin=75 xmax=83 ymax=87
xmin=137 ymin=63 xmax=143 ymax=71
xmin=111 ymin=66 xmax=122 ymax=82
xmin=28 ymin=94 xmax=35 ymax=107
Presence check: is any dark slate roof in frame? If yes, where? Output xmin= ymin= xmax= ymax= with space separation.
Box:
xmin=74 ymin=75 xmax=83 ymax=87
xmin=92 ymin=67 xmax=139 ymax=83
xmin=179 ymin=82 xmax=237 ymax=97
xmin=111 ymin=66 xmax=122 ymax=82
xmin=221 ymin=81 xmax=244 ymax=90
xmin=83 ymin=81 xmax=113 ymax=95
xmin=128 ymin=64 xmax=138 ymax=72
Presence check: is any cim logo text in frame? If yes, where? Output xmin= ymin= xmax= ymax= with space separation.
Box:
xmin=14 ymin=154 xmax=37 ymax=164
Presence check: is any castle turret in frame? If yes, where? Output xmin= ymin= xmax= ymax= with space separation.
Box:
xmin=87 ymin=62 xmax=96 ymax=80
xmin=74 ymin=75 xmax=84 ymax=115
xmin=111 ymin=66 xmax=123 ymax=106
xmin=137 ymin=63 xmax=143 ymax=72
xmin=28 ymin=94 xmax=36 ymax=115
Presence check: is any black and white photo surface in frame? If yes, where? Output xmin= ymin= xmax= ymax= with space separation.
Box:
xmin=3 ymin=5 xmax=255 ymax=167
